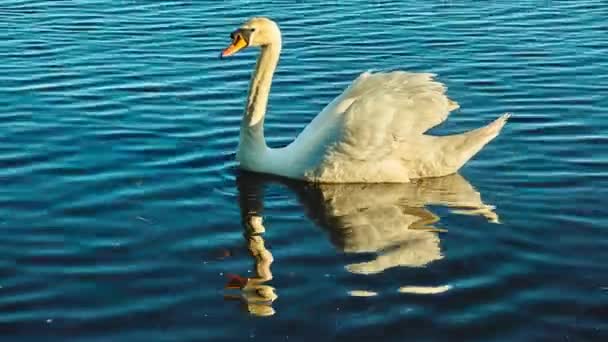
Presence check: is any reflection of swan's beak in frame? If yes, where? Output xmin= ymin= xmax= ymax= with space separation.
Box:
xmin=225 ymin=274 xmax=249 ymax=289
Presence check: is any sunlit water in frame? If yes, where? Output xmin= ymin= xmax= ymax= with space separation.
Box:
xmin=1 ymin=1 xmax=607 ymax=341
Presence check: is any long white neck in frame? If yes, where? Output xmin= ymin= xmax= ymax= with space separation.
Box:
xmin=237 ymin=41 xmax=281 ymax=168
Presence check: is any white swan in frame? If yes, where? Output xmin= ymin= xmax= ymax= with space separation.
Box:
xmin=221 ymin=17 xmax=510 ymax=183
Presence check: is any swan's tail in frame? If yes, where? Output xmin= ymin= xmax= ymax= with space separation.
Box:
xmin=448 ymin=99 xmax=460 ymax=111
xmin=482 ymin=113 xmax=511 ymax=139
xmin=436 ymin=113 xmax=511 ymax=174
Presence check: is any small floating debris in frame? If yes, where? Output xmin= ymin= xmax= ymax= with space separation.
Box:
xmin=398 ymin=285 xmax=451 ymax=295
xmin=348 ymin=290 xmax=378 ymax=297
xmin=136 ymin=216 xmax=152 ymax=224
xmin=46 ymin=319 xmax=53 ymax=324
xmin=214 ymin=248 xmax=232 ymax=260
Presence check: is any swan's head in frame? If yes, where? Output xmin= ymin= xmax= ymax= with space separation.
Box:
xmin=221 ymin=17 xmax=281 ymax=58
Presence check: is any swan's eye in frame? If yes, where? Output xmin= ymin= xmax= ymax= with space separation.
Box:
xmin=250 ymin=28 xmax=256 ymax=32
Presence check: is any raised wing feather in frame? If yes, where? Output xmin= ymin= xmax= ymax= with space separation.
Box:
xmin=332 ymin=71 xmax=458 ymax=160
xmin=295 ymin=71 xmax=457 ymax=141
xmin=347 ymin=72 xmax=455 ymax=130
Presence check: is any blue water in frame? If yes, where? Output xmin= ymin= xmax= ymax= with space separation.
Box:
xmin=1 ymin=1 xmax=607 ymax=341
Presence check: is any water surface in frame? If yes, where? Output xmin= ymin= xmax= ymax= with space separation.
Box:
xmin=1 ymin=0 xmax=607 ymax=341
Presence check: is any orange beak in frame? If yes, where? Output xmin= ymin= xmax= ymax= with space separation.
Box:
xmin=221 ymin=33 xmax=248 ymax=58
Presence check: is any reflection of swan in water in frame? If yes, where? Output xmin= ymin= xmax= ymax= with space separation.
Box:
xmin=230 ymin=172 xmax=498 ymax=308
xmin=294 ymin=174 xmax=498 ymax=275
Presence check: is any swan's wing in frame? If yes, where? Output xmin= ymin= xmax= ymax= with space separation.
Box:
xmin=339 ymin=72 xmax=458 ymax=156
xmin=299 ymin=71 xmax=457 ymax=135
xmin=295 ymin=72 xmax=458 ymax=160
xmin=338 ymin=71 xmax=456 ymax=129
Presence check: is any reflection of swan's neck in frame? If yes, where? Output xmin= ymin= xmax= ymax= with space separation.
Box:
xmin=237 ymin=42 xmax=281 ymax=164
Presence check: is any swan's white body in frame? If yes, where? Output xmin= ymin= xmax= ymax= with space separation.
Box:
xmin=228 ymin=18 xmax=509 ymax=183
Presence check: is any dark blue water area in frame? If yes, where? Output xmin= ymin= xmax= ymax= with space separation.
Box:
xmin=1 ymin=1 xmax=607 ymax=341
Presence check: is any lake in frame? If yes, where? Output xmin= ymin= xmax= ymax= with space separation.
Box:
xmin=1 ymin=0 xmax=607 ymax=341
